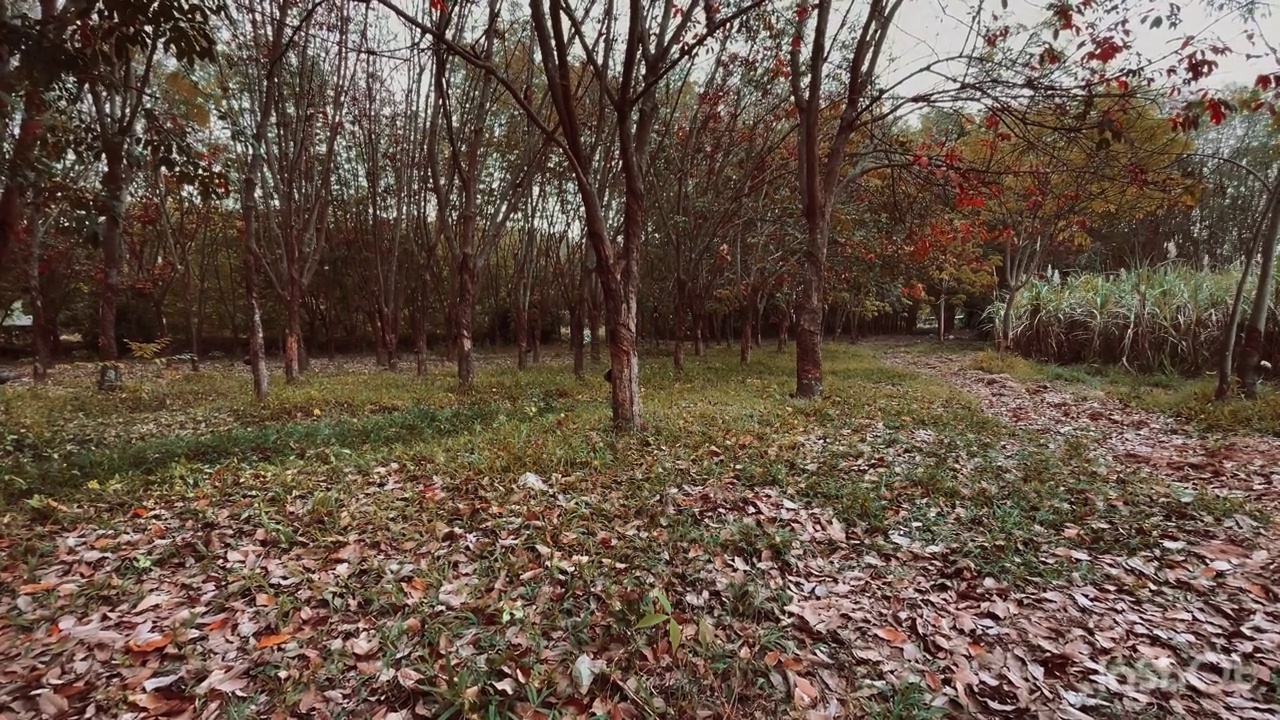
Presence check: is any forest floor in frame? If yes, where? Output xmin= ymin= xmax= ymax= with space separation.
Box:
xmin=2 ymin=340 xmax=1278 ymax=719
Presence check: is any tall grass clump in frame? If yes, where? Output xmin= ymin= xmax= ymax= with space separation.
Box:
xmin=991 ymin=265 xmax=1280 ymax=374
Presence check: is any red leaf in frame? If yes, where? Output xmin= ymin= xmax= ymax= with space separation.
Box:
xmin=1257 ymin=74 xmax=1274 ymax=91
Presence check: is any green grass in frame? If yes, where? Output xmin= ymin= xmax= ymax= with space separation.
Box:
xmin=0 ymin=344 xmax=1259 ymax=718
xmin=970 ymin=350 xmax=1280 ymax=437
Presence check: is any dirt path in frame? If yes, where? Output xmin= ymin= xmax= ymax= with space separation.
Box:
xmin=883 ymin=347 xmax=1280 ymax=517
xmin=847 ymin=346 xmax=1280 ymax=719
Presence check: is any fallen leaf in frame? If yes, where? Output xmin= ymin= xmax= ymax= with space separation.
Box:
xmin=874 ymin=627 xmax=910 ymax=646
xmin=126 ymin=632 xmax=173 ymax=653
xmin=256 ymin=633 xmax=292 ymax=649
xmin=38 ymin=690 xmax=69 ymax=717
xmin=792 ymin=675 xmax=819 ymax=707
xmin=572 ymin=653 xmax=605 ymax=695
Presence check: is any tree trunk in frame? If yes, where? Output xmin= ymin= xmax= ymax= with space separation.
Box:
xmin=515 ymin=298 xmax=529 ymax=370
xmin=740 ymin=296 xmax=752 ymax=365
xmin=283 ymin=277 xmax=302 ymax=382
xmin=1218 ymin=179 xmax=1279 ymax=400
xmin=673 ymin=279 xmax=686 ymax=371
xmin=999 ymin=287 xmax=1019 ymax=353
xmin=672 ymin=302 xmax=685 ymax=372
xmin=588 ymin=299 xmax=602 ymax=364
xmin=456 ymin=253 xmax=476 ymax=386
xmin=1239 ymin=192 xmax=1280 ymax=399
xmin=413 ymin=297 xmax=428 ymax=377
xmin=692 ymin=311 xmax=705 ymax=356
xmin=570 ymin=304 xmax=585 ymax=378
xmin=795 ymin=225 xmax=826 ymax=398
xmin=532 ymin=293 xmax=545 ymax=363
xmin=244 ymin=250 xmax=269 ymax=401
xmin=384 ymin=312 xmax=398 ymax=371
xmin=185 ymin=267 xmax=200 ymax=370
xmin=27 ymin=200 xmax=49 ymax=382
xmin=98 ymin=141 xmax=128 ymax=362
xmin=0 ymin=79 xmax=50 ymax=272
xmin=938 ymin=296 xmax=946 ymax=342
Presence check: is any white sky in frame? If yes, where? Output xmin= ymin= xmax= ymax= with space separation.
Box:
xmin=882 ymin=0 xmax=1278 ymax=95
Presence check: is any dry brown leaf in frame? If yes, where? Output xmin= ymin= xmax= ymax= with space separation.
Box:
xmin=256 ymin=633 xmax=292 ymax=649
xmin=792 ymin=675 xmax=818 ymax=707
xmin=874 ymin=626 xmax=910 ymax=646
xmin=126 ymin=632 xmax=172 ymax=653
xmin=37 ymin=690 xmax=70 ymax=717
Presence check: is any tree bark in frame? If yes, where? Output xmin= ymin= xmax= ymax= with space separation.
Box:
xmin=740 ymin=295 xmax=753 ymax=365
xmin=1218 ymin=178 xmax=1279 ymax=400
xmin=999 ymin=286 xmax=1020 ymax=353
xmin=455 ymin=252 xmax=476 ymax=386
xmin=26 ymin=198 xmax=50 ymax=382
xmin=98 ymin=139 xmax=129 ymax=362
xmin=1239 ymin=190 xmax=1280 ymax=399
xmin=588 ymin=298 xmax=602 ymax=364
xmin=570 ymin=304 xmax=585 ymax=378
xmin=795 ymin=227 xmax=826 ymax=397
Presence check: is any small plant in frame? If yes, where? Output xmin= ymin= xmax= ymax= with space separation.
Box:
xmin=126 ymin=337 xmax=172 ymax=363
xmin=635 ymin=588 xmax=682 ymax=651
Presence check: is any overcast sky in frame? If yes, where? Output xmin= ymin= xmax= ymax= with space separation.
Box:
xmin=881 ymin=0 xmax=1277 ymax=94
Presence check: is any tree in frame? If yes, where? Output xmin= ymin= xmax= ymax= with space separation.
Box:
xmin=80 ymin=0 xmax=219 ymax=361
xmin=956 ymin=98 xmax=1192 ymax=349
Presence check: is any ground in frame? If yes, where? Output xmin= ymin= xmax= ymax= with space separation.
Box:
xmin=1 ymin=340 xmax=1278 ymax=719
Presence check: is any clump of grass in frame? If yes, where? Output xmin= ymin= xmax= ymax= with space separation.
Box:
xmin=989 ymin=266 xmax=1278 ymax=375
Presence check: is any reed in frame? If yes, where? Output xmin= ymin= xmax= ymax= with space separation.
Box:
xmin=990 ymin=266 xmax=1278 ymax=375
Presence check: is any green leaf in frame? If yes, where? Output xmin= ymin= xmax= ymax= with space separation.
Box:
xmin=654 ymin=589 xmax=672 ymax=615
xmin=668 ymin=619 xmax=681 ymax=651
xmin=1151 ymin=16 xmax=1163 ymax=28
xmin=636 ymin=613 xmax=668 ymax=629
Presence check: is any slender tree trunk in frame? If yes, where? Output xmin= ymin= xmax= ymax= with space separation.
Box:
xmin=98 ymin=141 xmax=128 ymax=362
xmin=795 ymin=222 xmax=826 ymax=397
xmin=740 ymin=295 xmax=753 ymax=365
xmin=515 ymin=297 xmax=529 ymax=370
xmin=532 ymin=293 xmax=545 ymax=363
xmin=938 ymin=296 xmax=946 ymax=342
xmin=1240 ymin=193 xmax=1280 ymax=399
xmin=26 ymin=199 xmax=49 ymax=382
xmin=384 ymin=308 xmax=398 ymax=371
xmin=588 ymin=298 xmax=602 ymax=364
xmin=1218 ymin=179 xmax=1279 ymax=400
xmin=456 ymin=253 xmax=476 ymax=386
xmin=570 ymin=304 xmax=585 ymax=378
xmin=693 ymin=311 xmax=705 ymax=356
xmin=673 ymin=278 xmax=686 ymax=371
xmin=185 ymin=266 xmax=200 ymax=370
xmin=413 ymin=296 xmax=428 ymax=376
xmin=280 ymin=266 xmax=303 ymax=381
xmin=999 ymin=286 xmax=1019 ymax=353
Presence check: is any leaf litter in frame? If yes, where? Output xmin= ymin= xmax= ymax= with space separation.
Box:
xmin=2 ymin=348 xmax=1278 ymax=718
